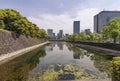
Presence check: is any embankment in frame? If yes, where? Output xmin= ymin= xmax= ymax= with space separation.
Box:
xmin=0 ymin=29 xmax=46 ymax=54
xmin=0 ymin=41 xmax=49 ymax=65
xmin=73 ymin=41 xmax=120 ymax=51
xmin=69 ymin=41 xmax=120 ymax=55
xmin=0 ymin=29 xmax=49 ymax=63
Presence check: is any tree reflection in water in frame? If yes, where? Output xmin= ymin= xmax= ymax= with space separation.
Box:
xmin=66 ymin=43 xmax=91 ymax=59
xmin=66 ymin=43 xmax=115 ymax=79
xmin=29 ymin=64 xmax=97 ymax=81
xmin=29 ymin=43 xmax=115 ymax=81
xmin=91 ymin=53 xmax=113 ymax=78
xmin=0 ymin=47 xmax=46 ymax=81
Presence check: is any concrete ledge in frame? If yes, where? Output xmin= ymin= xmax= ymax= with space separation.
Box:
xmin=56 ymin=79 xmax=111 ymax=81
xmin=74 ymin=43 xmax=120 ymax=55
xmin=0 ymin=41 xmax=50 ymax=64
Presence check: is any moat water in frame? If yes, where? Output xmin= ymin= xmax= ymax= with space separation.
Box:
xmin=0 ymin=42 xmax=115 ymax=81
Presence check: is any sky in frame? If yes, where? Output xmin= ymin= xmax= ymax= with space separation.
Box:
xmin=0 ymin=0 xmax=120 ymax=34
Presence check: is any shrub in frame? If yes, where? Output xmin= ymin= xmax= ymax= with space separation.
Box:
xmin=111 ymin=57 xmax=120 ymax=81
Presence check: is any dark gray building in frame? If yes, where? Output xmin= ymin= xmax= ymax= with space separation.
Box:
xmin=85 ymin=29 xmax=91 ymax=34
xmin=59 ymin=30 xmax=63 ymax=38
xmin=73 ymin=21 xmax=80 ymax=34
xmin=47 ymin=29 xmax=53 ymax=38
xmin=94 ymin=11 xmax=120 ymax=33
xmin=65 ymin=33 xmax=69 ymax=37
xmin=53 ymin=33 xmax=56 ymax=39
xmin=56 ymin=30 xmax=63 ymax=39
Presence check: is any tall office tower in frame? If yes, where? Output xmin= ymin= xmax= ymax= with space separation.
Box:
xmin=52 ymin=33 xmax=56 ymax=39
xmin=73 ymin=21 xmax=80 ymax=34
xmin=94 ymin=11 xmax=120 ymax=33
xmin=59 ymin=30 xmax=63 ymax=39
xmin=47 ymin=29 xmax=53 ymax=38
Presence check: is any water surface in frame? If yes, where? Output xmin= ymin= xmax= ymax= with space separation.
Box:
xmin=0 ymin=42 xmax=115 ymax=81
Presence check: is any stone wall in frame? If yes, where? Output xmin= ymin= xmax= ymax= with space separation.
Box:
xmin=0 ymin=29 xmax=45 ymax=54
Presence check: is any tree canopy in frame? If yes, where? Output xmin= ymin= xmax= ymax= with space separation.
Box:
xmin=102 ymin=18 xmax=120 ymax=43
xmin=0 ymin=9 xmax=48 ymax=38
xmin=65 ymin=32 xmax=102 ymax=42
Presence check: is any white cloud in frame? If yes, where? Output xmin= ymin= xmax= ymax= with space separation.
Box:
xmin=75 ymin=8 xmax=101 ymax=32
xmin=28 ymin=13 xmax=74 ymax=34
xmin=28 ymin=8 xmax=101 ymax=34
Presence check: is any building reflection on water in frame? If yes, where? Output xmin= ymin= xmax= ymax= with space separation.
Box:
xmin=73 ymin=53 xmax=80 ymax=59
xmin=56 ymin=42 xmax=64 ymax=50
xmin=45 ymin=42 xmax=64 ymax=51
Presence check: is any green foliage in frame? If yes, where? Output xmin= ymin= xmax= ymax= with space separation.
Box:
xmin=38 ymin=65 xmax=59 ymax=81
xmin=111 ymin=57 xmax=120 ymax=81
xmin=66 ymin=34 xmax=76 ymax=41
xmin=65 ymin=32 xmax=102 ymax=42
xmin=31 ymin=64 xmax=102 ymax=81
xmin=0 ymin=20 xmax=5 ymax=29
xmin=102 ymin=18 xmax=120 ymax=43
xmin=0 ymin=9 xmax=48 ymax=38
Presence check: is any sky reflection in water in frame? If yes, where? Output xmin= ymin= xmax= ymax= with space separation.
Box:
xmin=28 ymin=42 xmax=114 ymax=81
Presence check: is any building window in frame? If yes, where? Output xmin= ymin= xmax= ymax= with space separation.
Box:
xmin=106 ymin=17 xmax=110 ymax=24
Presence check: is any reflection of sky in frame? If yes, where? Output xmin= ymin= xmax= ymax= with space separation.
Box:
xmin=30 ymin=42 xmax=104 ymax=77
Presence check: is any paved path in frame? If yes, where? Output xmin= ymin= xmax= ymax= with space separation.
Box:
xmin=0 ymin=41 xmax=50 ymax=65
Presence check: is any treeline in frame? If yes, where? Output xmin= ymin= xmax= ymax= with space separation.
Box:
xmin=64 ymin=32 xmax=102 ymax=42
xmin=65 ymin=18 xmax=120 ymax=43
xmin=0 ymin=9 xmax=48 ymax=38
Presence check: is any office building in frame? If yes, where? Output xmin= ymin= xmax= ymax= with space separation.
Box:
xmin=85 ymin=29 xmax=91 ymax=34
xmin=59 ymin=30 xmax=63 ymax=38
xmin=57 ymin=33 xmax=60 ymax=39
xmin=56 ymin=30 xmax=64 ymax=39
xmin=65 ymin=33 xmax=69 ymax=37
xmin=53 ymin=33 xmax=56 ymax=39
xmin=94 ymin=11 xmax=120 ymax=33
xmin=47 ymin=29 xmax=53 ymax=38
xmin=73 ymin=21 xmax=80 ymax=34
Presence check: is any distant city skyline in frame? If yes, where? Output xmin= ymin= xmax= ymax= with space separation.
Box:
xmin=1 ymin=0 xmax=120 ymax=34
xmin=47 ymin=29 xmax=64 ymax=39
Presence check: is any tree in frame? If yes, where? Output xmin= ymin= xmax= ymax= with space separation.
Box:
xmin=102 ymin=18 xmax=120 ymax=43
xmin=111 ymin=57 xmax=120 ymax=81
xmin=0 ymin=20 xmax=5 ymax=29
xmin=0 ymin=9 xmax=48 ymax=38
xmin=110 ymin=29 xmax=120 ymax=43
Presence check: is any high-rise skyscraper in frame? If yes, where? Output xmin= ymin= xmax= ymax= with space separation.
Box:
xmin=56 ymin=30 xmax=63 ymax=39
xmin=73 ymin=21 xmax=80 ymax=34
xmin=52 ymin=33 xmax=56 ymax=39
xmin=47 ymin=29 xmax=53 ymax=38
xmin=59 ymin=30 xmax=63 ymax=38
